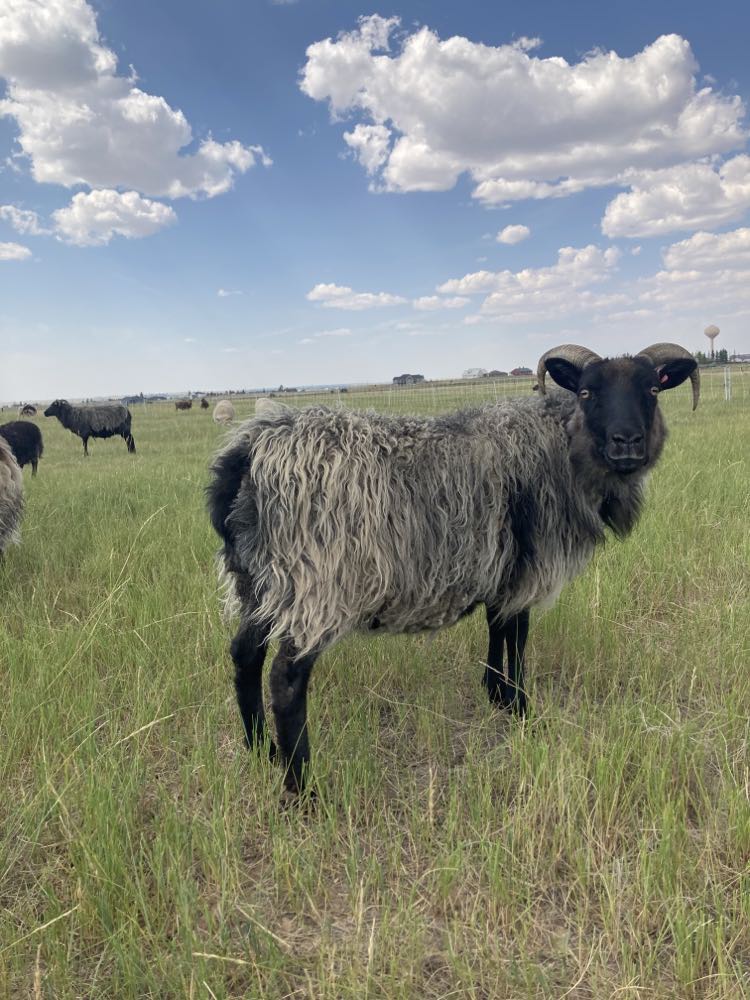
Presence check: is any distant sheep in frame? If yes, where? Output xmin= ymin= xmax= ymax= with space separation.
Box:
xmin=44 ymin=400 xmax=136 ymax=456
xmin=208 ymin=342 xmax=699 ymax=794
xmin=0 ymin=436 xmax=23 ymax=557
xmin=212 ymin=400 xmax=236 ymax=425
xmin=19 ymin=404 xmax=37 ymax=417
xmin=201 ymin=397 xmax=210 ymax=409
xmin=175 ymin=399 xmax=193 ymax=411
xmin=253 ymin=397 xmax=287 ymax=418
xmin=0 ymin=421 xmax=44 ymax=476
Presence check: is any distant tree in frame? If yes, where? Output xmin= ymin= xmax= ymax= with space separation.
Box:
xmin=716 ymin=348 xmax=728 ymax=363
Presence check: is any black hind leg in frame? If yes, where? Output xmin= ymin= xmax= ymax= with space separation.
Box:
xmin=231 ymin=619 xmax=274 ymax=757
xmin=483 ymin=606 xmax=529 ymax=716
xmin=269 ymin=640 xmax=318 ymax=794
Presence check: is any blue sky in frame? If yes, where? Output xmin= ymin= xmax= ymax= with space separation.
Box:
xmin=1 ymin=0 xmax=750 ymax=401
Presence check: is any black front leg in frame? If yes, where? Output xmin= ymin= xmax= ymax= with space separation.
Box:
xmin=269 ymin=640 xmax=318 ymax=794
xmin=231 ymin=619 xmax=273 ymax=756
xmin=483 ymin=606 xmax=529 ymax=716
xmin=483 ymin=604 xmax=507 ymax=704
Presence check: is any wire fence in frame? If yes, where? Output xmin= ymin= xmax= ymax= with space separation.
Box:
xmin=242 ymin=365 xmax=750 ymax=417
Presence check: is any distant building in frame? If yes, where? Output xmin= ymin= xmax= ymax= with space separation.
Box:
xmin=486 ymin=370 xmax=508 ymax=378
xmin=462 ymin=368 xmax=487 ymax=379
xmin=392 ymin=373 xmax=425 ymax=385
xmin=510 ymin=366 xmax=533 ymax=376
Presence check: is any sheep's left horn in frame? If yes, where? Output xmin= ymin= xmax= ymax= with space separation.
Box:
xmin=536 ymin=345 xmax=601 ymax=395
xmin=637 ymin=342 xmax=700 ymax=410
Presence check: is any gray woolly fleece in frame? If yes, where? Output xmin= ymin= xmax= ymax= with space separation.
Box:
xmin=217 ymin=392 xmax=655 ymax=656
xmin=0 ymin=436 xmax=23 ymax=555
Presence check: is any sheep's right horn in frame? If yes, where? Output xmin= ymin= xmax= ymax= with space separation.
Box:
xmin=536 ymin=345 xmax=601 ymax=394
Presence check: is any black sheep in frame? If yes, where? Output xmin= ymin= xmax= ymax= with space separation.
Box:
xmin=0 ymin=421 xmax=44 ymax=476
xmin=44 ymin=400 xmax=136 ymax=456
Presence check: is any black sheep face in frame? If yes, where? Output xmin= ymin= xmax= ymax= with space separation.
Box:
xmin=545 ymin=355 xmax=698 ymax=474
xmin=44 ymin=400 xmax=70 ymax=419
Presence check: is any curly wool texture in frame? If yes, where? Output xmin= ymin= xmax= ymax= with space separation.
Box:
xmin=0 ymin=436 xmax=23 ymax=555
xmin=214 ymin=394 xmax=650 ymax=656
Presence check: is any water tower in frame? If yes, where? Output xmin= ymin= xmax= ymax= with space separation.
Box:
xmin=704 ymin=324 xmax=720 ymax=360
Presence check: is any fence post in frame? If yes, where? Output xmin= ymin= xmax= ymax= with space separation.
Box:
xmin=724 ymin=366 xmax=731 ymax=402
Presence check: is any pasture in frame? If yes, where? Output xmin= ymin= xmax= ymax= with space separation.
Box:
xmin=1 ymin=374 xmax=748 ymax=998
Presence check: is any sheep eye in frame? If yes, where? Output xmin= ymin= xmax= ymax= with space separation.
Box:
xmin=579 ymin=388 xmax=591 ymax=400
xmin=650 ymin=386 xmax=660 ymax=396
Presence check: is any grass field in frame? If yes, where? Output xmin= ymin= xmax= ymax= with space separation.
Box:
xmin=1 ymin=374 xmax=749 ymax=998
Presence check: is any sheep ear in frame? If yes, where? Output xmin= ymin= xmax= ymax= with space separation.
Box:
xmin=544 ymin=358 xmax=581 ymax=394
xmin=655 ymin=358 xmax=697 ymax=390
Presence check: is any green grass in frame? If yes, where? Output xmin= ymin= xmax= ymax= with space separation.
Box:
xmin=1 ymin=377 xmax=749 ymax=998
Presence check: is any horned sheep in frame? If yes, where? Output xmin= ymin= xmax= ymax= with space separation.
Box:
xmin=44 ymin=400 xmax=136 ymax=456
xmin=208 ymin=343 xmax=699 ymax=794
xmin=175 ymin=399 xmax=193 ymax=411
xmin=0 ymin=436 xmax=23 ymax=557
xmin=0 ymin=421 xmax=44 ymax=476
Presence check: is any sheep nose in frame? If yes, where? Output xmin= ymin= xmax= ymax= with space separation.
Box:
xmin=606 ymin=431 xmax=646 ymax=470
xmin=611 ymin=432 xmax=644 ymax=449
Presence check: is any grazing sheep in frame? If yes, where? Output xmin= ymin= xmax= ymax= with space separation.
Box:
xmin=212 ymin=400 xmax=236 ymax=425
xmin=44 ymin=400 xmax=136 ymax=456
xmin=0 ymin=436 xmax=23 ymax=557
xmin=201 ymin=397 xmax=210 ymax=409
xmin=0 ymin=421 xmax=44 ymax=476
xmin=19 ymin=404 xmax=37 ymax=417
xmin=253 ymin=397 xmax=287 ymax=417
xmin=208 ymin=343 xmax=699 ymax=794
xmin=175 ymin=399 xmax=193 ymax=411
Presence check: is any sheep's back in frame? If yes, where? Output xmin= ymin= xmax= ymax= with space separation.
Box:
xmin=72 ymin=404 xmax=130 ymax=435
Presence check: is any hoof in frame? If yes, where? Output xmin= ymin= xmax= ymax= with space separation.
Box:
xmin=279 ymin=784 xmax=317 ymax=811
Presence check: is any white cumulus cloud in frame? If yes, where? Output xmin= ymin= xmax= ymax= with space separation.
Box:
xmin=0 ymin=241 xmax=32 ymax=260
xmin=0 ymin=0 xmax=269 ymax=200
xmin=497 ymin=224 xmax=530 ymax=245
xmin=52 ymin=189 xmax=176 ymax=246
xmin=0 ymin=204 xmax=50 ymax=235
xmin=439 ymin=245 xmax=621 ymax=321
xmin=307 ymin=282 xmax=407 ymax=310
xmin=301 ymin=18 xmax=746 ymax=209
xmin=413 ymin=295 xmax=470 ymax=310
xmin=662 ymin=227 xmax=750 ymax=271
xmin=602 ymin=155 xmax=750 ymax=237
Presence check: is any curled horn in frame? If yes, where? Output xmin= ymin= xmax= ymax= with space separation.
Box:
xmin=536 ymin=345 xmax=602 ymax=395
xmin=637 ymin=342 xmax=700 ymax=410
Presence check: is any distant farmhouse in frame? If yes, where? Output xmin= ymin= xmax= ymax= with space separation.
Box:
xmin=510 ymin=366 xmax=533 ymax=376
xmin=392 ymin=373 xmax=425 ymax=386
